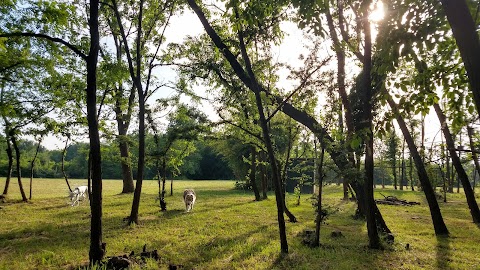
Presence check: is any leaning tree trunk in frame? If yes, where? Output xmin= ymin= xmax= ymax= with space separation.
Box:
xmin=440 ymin=0 xmax=480 ymax=120
xmin=2 ymin=137 xmax=13 ymax=195
xmin=126 ymin=0 xmax=146 ymax=225
xmin=187 ymin=0 xmax=388 ymax=246
xmin=387 ymin=95 xmax=449 ymax=235
xmin=467 ymin=126 xmax=480 ymax=192
xmin=10 ymin=134 xmax=27 ymax=201
xmin=29 ymin=138 xmax=42 ymax=200
xmin=434 ymin=103 xmax=480 ymax=224
xmin=253 ymin=89 xmax=288 ymax=253
xmin=231 ymin=3 xmax=288 ymax=251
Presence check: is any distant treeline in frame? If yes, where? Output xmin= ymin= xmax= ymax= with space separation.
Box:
xmin=0 ymin=136 xmax=236 ymax=180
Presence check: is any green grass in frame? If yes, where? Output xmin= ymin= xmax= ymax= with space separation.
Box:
xmin=1 ymin=178 xmax=480 ymax=269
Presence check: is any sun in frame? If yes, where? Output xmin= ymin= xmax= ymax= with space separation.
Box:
xmin=369 ymin=1 xmax=385 ymax=22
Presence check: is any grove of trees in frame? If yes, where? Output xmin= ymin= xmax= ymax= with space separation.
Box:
xmin=1 ymin=0 xmax=480 ymax=265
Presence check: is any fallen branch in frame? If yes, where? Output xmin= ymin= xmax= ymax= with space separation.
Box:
xmin=376 ymin=193 xmax=420 ymax=206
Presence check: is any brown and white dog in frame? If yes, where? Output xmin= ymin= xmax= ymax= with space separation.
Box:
xmin=183 ymin=189 xmax=196 ymax=212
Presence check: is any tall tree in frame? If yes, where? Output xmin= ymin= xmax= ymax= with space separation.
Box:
xmin=386 ymin=94 xmax=449 ymax=235
xmin=0 ymin=0 xmax=105 ymax=261
xmin=386 ymin=130 xmax=399 ymax=190
xmin=110 ymin=0 xmax=177 ymax=224
xmin=440 ymin=1 xmax=480 ymax=120
xmin=186 ymin=0 xmax=392 ymax=242
xmin=433 ymin=101 xmax=480 ymax=223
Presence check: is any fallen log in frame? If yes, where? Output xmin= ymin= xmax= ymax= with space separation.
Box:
xmin=375 ymin=194 xmax=420 ymax=206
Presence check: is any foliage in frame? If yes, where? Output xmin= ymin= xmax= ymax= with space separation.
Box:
xmin=1 ymin=179 xmax=480 ymax=269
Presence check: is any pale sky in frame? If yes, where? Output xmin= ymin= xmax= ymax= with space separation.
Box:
xmin=37 ymin=2 xmax=445 ymax=151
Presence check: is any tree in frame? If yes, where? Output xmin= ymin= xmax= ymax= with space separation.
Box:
xmin=440 ymin=1 xmax=480 ymax=120
xmin=386 ymin=130 xmax=400 ymax=189
xmin=385 ymin=94 xmax=449 ymax=235
xmin=147 ymin=103 xmax=208 ymax=210
xmin=1 ymin=0 xmax=105 ymax=262
xmin=109 ymin=0 xmax=178 ymax=224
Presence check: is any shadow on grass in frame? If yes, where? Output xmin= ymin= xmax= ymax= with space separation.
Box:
xmin=152 ymin=225 xmax=272 ymax=268
xmin=436 ymin=235 xmax=451 ymax=270
xmin=160 ymin=209 xmax=184 ymax=218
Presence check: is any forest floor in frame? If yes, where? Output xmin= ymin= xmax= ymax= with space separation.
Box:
xmin=0 ymin=178 xmax=480 ymax=269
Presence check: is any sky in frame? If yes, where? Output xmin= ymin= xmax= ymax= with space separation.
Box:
xmin=37 ymin=2 xmax=445 ymax=152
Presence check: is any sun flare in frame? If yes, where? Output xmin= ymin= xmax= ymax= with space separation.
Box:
xmin=369 ymin=1 xmax=385 ymax=22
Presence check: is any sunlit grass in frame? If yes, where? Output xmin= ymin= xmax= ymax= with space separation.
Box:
xmin=1 ymin=178 xmax=479 ymax=269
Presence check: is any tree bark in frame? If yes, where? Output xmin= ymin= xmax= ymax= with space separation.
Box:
xmin=119 ymin=138 xmax=134 ymax=193
xmin=62 ymin=138 xmax=72 ymax=192
xmin=360 ymin=3 xmax=380 ymax=248
xmin=111 ymin=27 xmax=135 ymax=194
xmin=260 ymin=151 xmax=268 ymax=199
xmin=2 ymin=137 xmax=13 ymax=195
xmin=467 ymin=127 xmax=480 ymax=193
xmin=325 ymin=1 xmax=353 ymax=201
xmin=433 ymin=104 xmax=480 ymax=223
xmin=10 ymin=134 xmax=27 ymax=201
xmin=250 ymin=146 xmax=261 ymax=201
xmin=253 ymin=90 xmax=288 ymax=253
xmin=116 ymin=0 xmax=146 ymax=225
xmin=231 ymin=2 xmax=288 ymax=252
xmin=314 ymin=138 xmax=325 ymax=247
xmin=440 ymin=0 xmax=480 ymax=120
xmin=409 ymin=155 xmax=414 ymax=191
xmin=29 ymin=139 xmax=41 ymax=200
xmin=387 ymin=95 xmax=449 ymax=235
xmin=86 ymin=0 xmax=104 ymax=263
xmin=401 ymin=139 xmax=406 ymax=190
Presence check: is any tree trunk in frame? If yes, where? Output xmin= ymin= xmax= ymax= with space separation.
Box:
xmin=447 ymin=146 xmax=452 ymax=193
xmin=112 ymin=31 xmax=135 ymax=194
xmin=250 ymin=146 xmax=261 ymax=201
xmin=2 ymin=137 xmax=13 ymax=195
xmin=127 ymin=0 xmax=146 ymax=225
xmin=187 ymin=0 xmax=388 ymax=242
xmin=440 ymin=0 xmax=480 ymax=120
xmin=457 ymin=133 xmax=462 ymax=194
xmin=119 ymin=136 xmax=134 ymax=193
xmin=160 ymin=158 xmax=167 ymax=211
xmin=400 ymin=139 xmax=406 ymax=190
xmin=410 ymin=155 xmax=414 ymax=191
xmin=314 ymin=140 xmax=325 ymax=247
xmin=325 ymin=0 xmax=352 ymax=202
xmin=387 ymin=95 xmax=449 ymax=235
xmin=433 ymin=103 xmax=480 ymax=223
xmin=253 ymin=89 xmax=288 ymax=253
xmin=260 ymin=151 xmax=268 ymax=199
xmin=10 ymin=134 xmax=27 ymax=201
xmin=86 ymin=0 xmax=104 ymax=263
xmin=29 ymin=139 xmax=41 ymax=200
xmin=231 ymin=2 xmax=288 ymax=251
xmin=361 ymin=4 xmax=380 ymax=248
xmin=467 ymin=127 xmax=480 ymax=193
xmin=62 ymin=138 xmax=72 ymax=192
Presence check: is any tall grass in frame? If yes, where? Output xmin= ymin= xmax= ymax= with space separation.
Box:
xmin=0 ymin=178 xmax=479 ymax=269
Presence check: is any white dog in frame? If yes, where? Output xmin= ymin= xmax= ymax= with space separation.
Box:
xmin=183 ymin=189 xmax=196 ymax=212
xmin=69 ymin=186 xmax=88 ymax=206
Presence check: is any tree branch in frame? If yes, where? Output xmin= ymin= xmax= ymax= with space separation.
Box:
xmin=0 ymin=32 xmax=87 ymax=60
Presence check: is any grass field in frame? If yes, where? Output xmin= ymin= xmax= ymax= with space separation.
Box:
xmin=1 ymin=178 xmax=480 ymax=269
